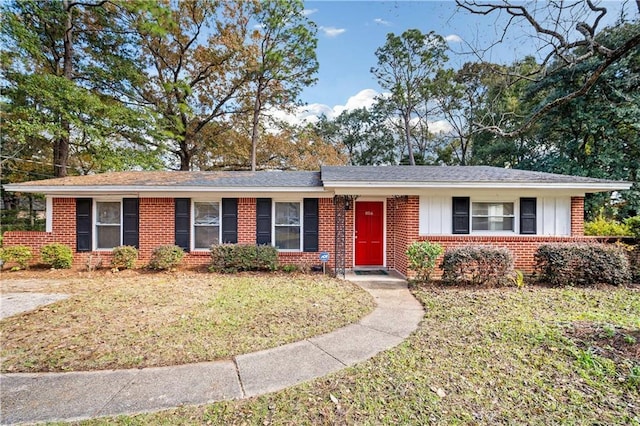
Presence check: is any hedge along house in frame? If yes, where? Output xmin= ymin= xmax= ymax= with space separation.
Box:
xmin=3 ymin=166 xmax=631 ymax=277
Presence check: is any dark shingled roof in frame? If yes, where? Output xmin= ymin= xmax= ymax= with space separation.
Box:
xmin=10 ymin=170 xmax=322 ymax=188
xmin=4 ymin=166 xmax=629 ymax=194
xmin=321 ymin=165 xmax=624 ymax=185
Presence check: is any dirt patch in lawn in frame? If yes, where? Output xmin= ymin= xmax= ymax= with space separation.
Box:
xmin=0 ymin=270 xmax=374 ymax=373
xmin=564 ymin=321 xmax=640 ymax=362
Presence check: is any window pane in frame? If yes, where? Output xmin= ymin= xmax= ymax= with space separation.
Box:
xmin=275 ymin=202 xmax=300 ymax=225
xmin=472 ymin=203 xmax=489 ymax=216
xmin=97 ymin=225 xmax=120 ymax=249
xmin=490 ymin=217 xmax=514 ymax=231
xmin=195 ymin=226 xmax=219 ymax=249
xmin=472 ymin=202 xmax=514 ymax=231
xmin=502 ymin=203 xmax=514 ymax=215
xmin=97 ymin=202 xmax=120 ymax=224
xmin=472 ymin=217 xmax=489 ymax=230
xmin=275 ymin=226 xmax=300 ymax=250
xmin=194 ymin=202 xmax=219 ymax=225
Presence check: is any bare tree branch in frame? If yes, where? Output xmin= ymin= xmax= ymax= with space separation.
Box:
xmin=456 ymin=0 xmax=640 ymax=136
xmin=481 ymin=31 xmax=640 ymax=137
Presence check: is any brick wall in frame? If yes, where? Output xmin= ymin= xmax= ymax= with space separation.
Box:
xmin=3 ymin=196 xmax=340 ymax=270
xmin=279 ymin=198 xmax=338 ymax=268
xmin=3 ymin=194 xmax=592 ymax=273
xmin=139 ymin=198 xmax=175 ymax=259
xmin=388 ymin=195 xmax=590 ymax=278
xmin=418 ymin=235 xmax=601 ymax=276
xmin=238 ymin=198 xmax=256 ymax=244
xmin=4 ymin=198 xmax=75 ymax=264
xmin=571 ymin=196 xmax=585 ymax=236
xmin=386 ymin=196 xmax=420 ymax=277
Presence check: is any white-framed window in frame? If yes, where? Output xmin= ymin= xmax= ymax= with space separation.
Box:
xmin=274 ymin=201 xmax=301 ymax=250
xmin=472 ymin=202 xmax=515 ymax=231
xmin=193 ymin=201 xmax=220 ymax=250
xmin=95 ymin=201 xmax=121 ymax=249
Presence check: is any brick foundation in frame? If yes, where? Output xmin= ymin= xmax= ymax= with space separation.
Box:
xmin=3 ymin=197 xmax=340 ymax=270
xmin=418 ymin=235 xmax=602 ymax=277
xmin=3 ymin=195 xmax=592 ymax=274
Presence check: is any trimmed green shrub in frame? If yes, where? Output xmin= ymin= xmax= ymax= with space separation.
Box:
xmin=148 ymin=245 xmax=184 ymax=270
xmin=0 ymin=245 xmax=33 ymax=270
xmin=624 ymin=215 xmax=640 ymax=239
xmin=40 ymin=243 xmax=73 ymax=269
xmin=406 ymin=241 xmax=444 ymax=282
xmin=111 ymin=245 xmax=138 ymax=270
xmin=209 ymin=244 xmax=278 ymax=273
xmin=440 ymin=246 xmax=514 ymax=287
xmin=616 ymin=242 xmax=640 ymax=284
xmin=280 ymin=264 xmax=299 ymax=273
xmin=535 ymin=243 xmax=631 ymax=286
xmin=584 ymin=216 xmax=629 ymax=236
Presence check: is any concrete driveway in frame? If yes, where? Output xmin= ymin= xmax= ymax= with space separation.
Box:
xmin=0 ymin=293 xmax=69 ymax=319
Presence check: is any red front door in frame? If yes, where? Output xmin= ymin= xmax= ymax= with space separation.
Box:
xmin=355 ymin=201 xmax=384 ymax=266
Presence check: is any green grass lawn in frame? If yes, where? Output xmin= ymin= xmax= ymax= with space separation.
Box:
xmin=73 ymin=284 xmax=639 ymax=425
xmin=0 ymin=273 xmax=374 ymax=372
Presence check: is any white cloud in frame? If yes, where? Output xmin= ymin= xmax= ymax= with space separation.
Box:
xmin=303 ymin=8 xmax=318 ymax=16
xmin=267 ymin=89 xmax=381 ymax=127
xmin=429 ymin=119 xmax=454 ymax=135
xmin=445 ymin=34 xmax=463 ymax=43
xmin=268 ymin=90 xmax=454 ymax=140
xmin=333 ymin=89 xmax=380 ymax=116
xmin=319 ymin=26 xmax=346 ymax=37
xmin=374 ymin=18 xmax=391 ymax=26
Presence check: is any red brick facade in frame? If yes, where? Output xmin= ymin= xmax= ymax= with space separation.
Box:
xmin=384 ymin=196 xmax=420 ymax=276
xmin=571 ymin=196 xmax=585 ymax=236
xmin=3 ymin=195 xmax=588 ymax=275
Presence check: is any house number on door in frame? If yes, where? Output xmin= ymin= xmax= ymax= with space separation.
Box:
xmin=365 ymin=211 xmax=374 ymax=216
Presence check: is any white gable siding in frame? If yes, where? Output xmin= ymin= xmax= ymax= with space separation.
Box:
xmin=419 ymin=193 xmax=573 ymax=236
xmin=419 ymin=196 xmax=450 ymax=235
xmin=46 ymin=197 xmax=53 ymax=233
xmin=539 ymin=197 xmax=571 ymax=236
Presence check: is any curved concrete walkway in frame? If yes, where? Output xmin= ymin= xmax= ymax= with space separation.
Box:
xmin=0 ymin=273 xmax=424 ymax=425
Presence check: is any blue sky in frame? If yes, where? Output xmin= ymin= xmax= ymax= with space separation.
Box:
xmin=292 ymin=0 xmax=631 ymax=123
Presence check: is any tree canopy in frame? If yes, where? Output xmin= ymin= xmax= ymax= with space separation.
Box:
xmin=2 ymin=0 xmax=638 ymax=222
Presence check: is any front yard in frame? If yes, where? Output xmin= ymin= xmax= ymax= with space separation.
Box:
xmin=0 ymin=271 xmax=374 ymax=372
xmin=80 ymin=283 xmax=639 ymax=425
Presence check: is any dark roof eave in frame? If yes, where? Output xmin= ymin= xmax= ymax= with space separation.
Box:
xmin=322 ymin=180 xmax=632 ymax=192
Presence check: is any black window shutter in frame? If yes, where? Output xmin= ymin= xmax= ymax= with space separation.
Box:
xmin=520 ymin=198 xmax=537 ymax=235
xmin=221 ymin=198 xmax=238 ymax=244
xmin=174 ymin=198 xmax=191 ymax=251
xmin=256 ymin=198 xmax=272 ymax=245
xmin=452 ymin=197 xmax=470 ymax=234
xmin=122 ymin=198 xmax=139 ymax=248
xmin=303 ymin=198 xmax=319 ymax=252
xmin=76 ymin=198 xmax=92 ymax=252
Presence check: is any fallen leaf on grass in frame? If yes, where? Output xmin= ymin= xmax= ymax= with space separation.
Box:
xmin=430 ymin=386 xmax=447 ymax=398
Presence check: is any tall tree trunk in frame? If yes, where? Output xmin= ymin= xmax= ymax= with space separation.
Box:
xmin=404 ymin=112 xmax=415 ymax=165
xmin=250 ymin=90 xmax=262 ymax=172
xmin=179 ymin=142 xmax=191 ymax=171
xmin=55 ymin=0 xmax=74 ymax=177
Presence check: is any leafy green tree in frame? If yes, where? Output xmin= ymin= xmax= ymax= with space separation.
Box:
xmin=536 ymin=22 xmax=638 ymax=218
xmin=371 ymin=29 xmax=448 ymax=165
xmin=1 ymin=0 xmax=157 ymax=177
xmin=457 ymin=0 xmax=640 ymax=137
xmin=432 ymin=63 xmax=498 ymax=165
xmin=126 ymin=0 xmax=253 ymax=170
xmin=245 ymin=0 xmax=318 ymax=171
xmin=469 ymin=56 xmax=543 ymax=168
xmin=315 ymin=106 xmax=397 ymax=165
